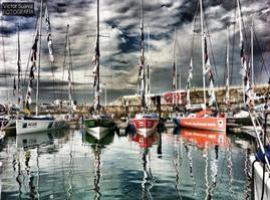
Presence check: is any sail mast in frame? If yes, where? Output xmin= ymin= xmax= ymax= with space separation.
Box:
xmin=1 ymin=17 xmax=8 ymax=102
xmin=172 ymin=27 xmax=178 ymax=91
xmin=146 ymin=27 xmax=150 ymax=96
xmin=67 ymin=25 xmax=73 ymax=110
xmin=140 ymin=0 xmax=146 ymax=109
xmin=186 ymin=59 xmax=193 ymax=108
xmin=93 ymin=0 xmax=100 ymax=112
xmin=236 ymin=0 xmax=245 ymax=104
xmin=97 ymin=0 xmax=100 ymax=110
xmin=36 ymin=0 xmax=43 ymax=116
xmin=251 ymin=17 xmax=254 ymax=86
xmin=199 ymin=0 xmax=206 ymax=106
xmin=17 ymin=25 xmax=21 ymax=104
xmin=225 ymin=26 xmax=230 ymax=105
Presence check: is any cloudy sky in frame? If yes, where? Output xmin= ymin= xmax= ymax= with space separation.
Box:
xmin=0 ymin=0 xmax=270 ymax=103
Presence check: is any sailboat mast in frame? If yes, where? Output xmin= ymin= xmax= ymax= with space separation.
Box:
xmin=251 ymin=17 xmax=254 ymax=86
xmin=199 ymin=0 xmax=206 ymax=106
xmin=36 ymin=0 xmax=43 ymax=116
xmin=17 ymin=25 xmax=21 ymax=103
xmin=173 ymin=27 xmax=178 ymax=91
xmin=67 ymin=25 xmax=72 ymax=108
xmin=1 ymin=17 xmax=8 ymax=102
xmin=236 ymin=0 xmax=245 ymax=104
xmin=96 ymin=0 xmax=100 ymax=111
xmin=146 ymin=27 xmax=150 ymax=96
xmin=140 ymin=0 xmax=146 ymax=109
xmin=226 ymin=26 xmax=230 ymax=104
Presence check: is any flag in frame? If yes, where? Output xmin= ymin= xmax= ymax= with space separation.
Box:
xmin=13 ymin=76 xmax=16 ymax=96
xmin=239 ymin=29 xmax=253 ymax=107
xmin=172 ymin=61 xmax=176 ymax=89
xmin=237 ymin=0 xmax=254 ymax=108
xmin=225 ymin=67 xmax=230 ymax=105
xmin=186 ymin=58 xmax=193 ymax=106
xmin=91 ymin=36 xmax=100 ymax=110
xmin=31 ymin=34 xmax=38 ymax=62
xmin=25 ymin=32 xmax=38 ymax=110
xmin=45 ymin=5 xmax=54 ymax=62
xmin=204 ymin=35 xmax=216 ymax=106
xmin=17 ymin=30 xmax=21 ymax=97
xmin=92 ymin=41 xmax=99 ymax=87
xmin=94 ymin=87 xmax=99 ymax=110
xmin=138 ymin=24 xmax=144 ymax=79
xmin=208 ymin=71 xmax=216 ymax=106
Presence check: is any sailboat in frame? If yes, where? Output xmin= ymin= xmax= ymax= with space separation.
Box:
xmin=226 ymin=1 xmax=254 ymax=129
xmin=177 ymin=0 xmax=226 ymax=132
xmin=128 ymin=0 xmax=159 ymax=137
xmin=16 ymin=0 xmax=66 ymax=135
xmin=83 ymin=0 xmax=115 ymax=140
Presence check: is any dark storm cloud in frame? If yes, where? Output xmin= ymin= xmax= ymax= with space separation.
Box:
xmin=0 ymin=0 xmax=269 ymax=103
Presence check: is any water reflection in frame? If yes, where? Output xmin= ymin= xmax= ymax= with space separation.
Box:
xmin=12 ymin=129 xmax=68 ymax=199
xmin=129 ymin=133 xmax=159 ymax=200
xmin=0 ymin=127 xmax=254 ymax=199
xmin=175 ymin=128 xmax=228 ymax=199
xmin=82 ymin=130 xmax=115 ymax=200
xmin=179 ymin=128 xmax=227 ymax=149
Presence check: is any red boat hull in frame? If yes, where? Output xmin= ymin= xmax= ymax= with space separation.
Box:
xmin=180 ymin=116 xmax=226 ymax=132
xmin=132 ymin=118 xmax=159 ymax=137
xmin=131 ymin=133 xmax=158 ymax=148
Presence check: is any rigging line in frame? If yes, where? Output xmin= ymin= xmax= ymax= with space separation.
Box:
xmin=186 ymin=0 xmax=199 ymax=91
xmin=224 ymin=25 xmax=231 ymax=87
xmin=230 ymin=3 xmax=237 ymax=86
xmin=203 ymin=10 xmax=219 ymax=84
xmin=23 ymin=18 xmax=39 ymax=92
xmin=223 ymin=36 xmax=227 ymax=86
xmin=68 ymin=31 xmax=75 ymax=101
xmin=1 ymin=16 xmax=8 ymax=101
xmin=254 ymin=30 xmax=270 ymax=77
xmin=190 ymin=0 xmax=199 ymax=59
xmin=61 ymin=26 xmax=68 ymax=101
xmin=50 ymin=62 xmax=56 ymax=100
xmin=238 ymin=0 xmax=248 ymax=42
xmin=46 ymin=3 xmax=56 ymax=100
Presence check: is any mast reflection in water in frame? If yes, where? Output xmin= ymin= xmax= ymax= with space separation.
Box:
xmin=82 ymin=129 xmax=115 ymax=200
xmin=0 ymin=127 xmax=252 ymax=199
xmin=129 ymin=132 xmax=159 ymax=200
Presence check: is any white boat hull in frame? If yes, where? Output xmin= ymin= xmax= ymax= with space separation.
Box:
xmin=16 ymin=119 xmax=66 ymax=135
xmin=85 ymin=126 xmax=110 ymax=140
xmin=250 ymin=155 xmax=270 ymax=200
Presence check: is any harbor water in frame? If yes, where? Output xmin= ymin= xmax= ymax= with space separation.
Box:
xmin=0 ymin=128 xmax=254 ymax=199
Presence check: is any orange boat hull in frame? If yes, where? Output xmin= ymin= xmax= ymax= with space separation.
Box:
xmin=179 ymin=117 xmax=226 ymax=132
xmin=180 ymin=128 xmax=227 ymax=148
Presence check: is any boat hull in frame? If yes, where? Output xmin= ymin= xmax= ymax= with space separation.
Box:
xmin=227 ymin=116 xmax=252 ymax=126
xmin=250 ymin=155 xmax=270 ymax=200
xmin=179 ymin=117 xmax=226 ymax=132
xmin=83 ymin=118 xmax=115 ymax=140
xmin=85 ymin=126 xmax=110 ymax=140
xmin=2 ymin=119 xmax=16 ymax=135
xmin=16 ymin=118 xmax=66 ymax=135
xmin=132 ymin=118 xmax=159 ymax=137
